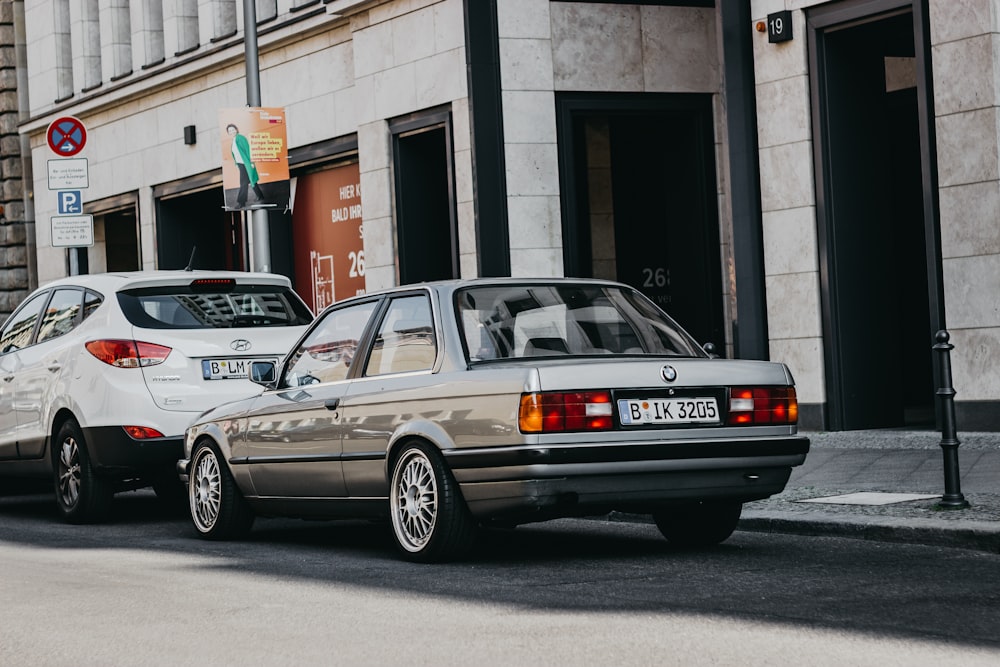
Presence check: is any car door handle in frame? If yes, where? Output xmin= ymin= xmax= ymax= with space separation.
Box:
xmin=47 ymin=363 xmax=62 ymax=372
xmin=324 ymin=398 xmax=339 ymax=410
xmin=2 ymin=375 xmax=12 ymax=383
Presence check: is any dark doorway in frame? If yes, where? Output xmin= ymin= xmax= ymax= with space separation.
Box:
xmin=156 ymin=188 xmax=245 ymax=271
xmin=557 ymin=94 xmax=725 ymax=350
xmin=811 ymin=5 xmax=938 ymax=429
xmin=392 ymin=115 xmax=458 ymax=285
xmin=103 ymin=209 xmax=140 ymax=271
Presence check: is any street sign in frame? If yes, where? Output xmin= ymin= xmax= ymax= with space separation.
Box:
xmin=47 ymin=158 xmax=89 ymax=190
xmin=57 ymin=190 xmax=83 ymax=215
xmin=51 ymin=215 xmax=94 ymax=248
xmin=46 ymin=116 xmax=88 ymax=156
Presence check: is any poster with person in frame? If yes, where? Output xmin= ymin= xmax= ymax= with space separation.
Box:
xmin=219 ymin=107 xmax=290 ymax=211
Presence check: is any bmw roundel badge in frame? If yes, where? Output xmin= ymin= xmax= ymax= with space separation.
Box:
xmin=660 ymin=365 xmax=677 ymax=383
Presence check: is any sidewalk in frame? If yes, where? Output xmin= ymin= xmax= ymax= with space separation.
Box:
xmin=737 ymin=429 xmax=1000 ymax=553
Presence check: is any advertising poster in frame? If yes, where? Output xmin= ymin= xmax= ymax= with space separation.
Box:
xmin=219 ymin=107 xmax=290 ymax=211
xmin=292 ymin=163 xmax=366 ymax=313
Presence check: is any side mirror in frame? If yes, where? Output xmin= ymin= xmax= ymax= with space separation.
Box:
xmin=703 ymin=342 xmax=720 ymax=359
xmin=250 ymin=360 xmax=276 ymax=385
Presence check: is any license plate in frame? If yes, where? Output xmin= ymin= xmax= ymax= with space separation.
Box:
xmin=202 ymin=358 xmax=274 ymax=380
xmin=618 ymin=397 xmax=719 ymax=425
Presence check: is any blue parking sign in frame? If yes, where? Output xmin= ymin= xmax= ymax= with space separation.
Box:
xmin=57 ymin=190 xmax=83 ymax=215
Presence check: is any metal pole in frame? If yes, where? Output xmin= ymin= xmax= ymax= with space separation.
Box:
xmin=933 ymin=330 xmax=969 ymax=509
xmin=243 ymin=0 xmax=270 ymax=272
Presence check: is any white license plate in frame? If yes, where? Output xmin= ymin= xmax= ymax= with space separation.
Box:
xmin=618 ymin=397 xmax=720 ymax=425
xmin=201 ymin=358 xmax=273 ymax=380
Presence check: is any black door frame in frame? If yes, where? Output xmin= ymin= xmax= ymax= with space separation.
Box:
xmin=555 ymin=92 xmax=720 ymax=270
xmin=808 ymin=0 xmax=944 ymax=430
xmin=389 ymin=106 xmax=460 ymax=284
xmin=82 ymin=191 xmax=140 ymax=274
xmin=554 ymin=91 xmax=725 ymax=347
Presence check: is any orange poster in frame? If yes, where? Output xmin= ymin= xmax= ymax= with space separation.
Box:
xmin=292 ymin=164 xmax=366 ymax=312
xmin=219 ymin=107 xmax=290 ymax=211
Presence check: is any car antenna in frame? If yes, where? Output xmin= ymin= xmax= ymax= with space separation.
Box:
xmin=184 ymin=247 xmax=197 ymax=271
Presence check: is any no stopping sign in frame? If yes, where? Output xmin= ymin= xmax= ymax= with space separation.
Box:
xmin=47 ymin=116 xmax=88 ymax=156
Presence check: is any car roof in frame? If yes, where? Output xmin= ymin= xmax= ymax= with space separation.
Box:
xmin=36 ymin=270 xmax=293 ymax=293
xmin=353 ymin=276 xmax=631 ymax=300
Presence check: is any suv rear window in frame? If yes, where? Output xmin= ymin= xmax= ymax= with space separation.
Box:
xmin=117 ymin=283 xmax=313 ymax=329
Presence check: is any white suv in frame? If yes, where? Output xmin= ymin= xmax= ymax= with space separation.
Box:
xmin=0 ymin=270 xmax=312 ymax=523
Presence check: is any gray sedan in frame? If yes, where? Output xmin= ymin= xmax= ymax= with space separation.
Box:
xmin=178 ymin=278 xmax=809 ymax=562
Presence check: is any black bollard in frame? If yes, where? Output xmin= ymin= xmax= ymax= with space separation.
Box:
xmin=933 ymin=330 xmax=969 ymax=509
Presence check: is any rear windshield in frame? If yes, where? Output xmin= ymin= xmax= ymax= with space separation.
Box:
xmin=117 ymin=284 xmax=313 ymax=329
xmin=455 ymin=283 xmax=705 ymax=363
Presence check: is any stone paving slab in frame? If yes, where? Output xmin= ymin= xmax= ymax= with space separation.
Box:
xmin=735 ymin=430 xmax=1000 ymax=553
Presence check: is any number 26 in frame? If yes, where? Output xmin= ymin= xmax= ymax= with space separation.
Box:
xmin=348 ymin=250 xmax=365 ymax=278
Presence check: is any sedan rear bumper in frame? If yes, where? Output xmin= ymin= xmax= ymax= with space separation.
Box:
xmin=444 ymin=436 xmax=809 ymax=520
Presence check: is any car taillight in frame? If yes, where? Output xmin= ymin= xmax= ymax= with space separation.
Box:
xmin=85 ymin=339 xmax=172 ymax=368
xmin=123 ymin=426 xmax=165 ymax=439
xmin=728 ymin=387 xmax=798 ymax=425
xmin=519 ymin=391 xmax=614 ymax=433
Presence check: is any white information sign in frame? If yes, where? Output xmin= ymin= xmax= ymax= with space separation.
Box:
xmin=47 ymin=158 xmax=90 ymax=190
xmin=51 ymin=215 xmax=94 ymax=247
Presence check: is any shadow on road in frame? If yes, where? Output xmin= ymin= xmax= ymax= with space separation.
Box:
xmin=0 ymin=490 xmax=998 ymax=650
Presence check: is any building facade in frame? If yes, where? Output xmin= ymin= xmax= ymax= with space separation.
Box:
xmin=7 ymin=0 xmax=1000 ymax=431
xmin=0 ymin=1 xmax=32 ymax=325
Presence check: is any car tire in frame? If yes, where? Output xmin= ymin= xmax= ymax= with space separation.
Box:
xmin=53 ymin=418 xmax=112 ymax=524
xmin=189 ymin=440 xmax=254 ymax=540
xmin=652 ymin=501 xmax=743 ymax=547
xmin=389 ymin=441 xmax=476 ymax=563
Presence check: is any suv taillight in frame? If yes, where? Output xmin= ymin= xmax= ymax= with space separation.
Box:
xmin=123 ymin=426 xmax=166 ymax=439
xmin=519 ymin=391 xmax=614 ymax=433
xmin=85 ymin=340 xmax=171 ymax=368
xmin=728 ymin=387 xmax=798 ymax=425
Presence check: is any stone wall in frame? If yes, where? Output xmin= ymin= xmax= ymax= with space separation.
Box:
xmin=0 ymin=0 xmax=27 ymax=323
xmin=928 ymin=0 xmax=1000 ymax=406
xmin=749 ymin=4 xmax=825 ymax=409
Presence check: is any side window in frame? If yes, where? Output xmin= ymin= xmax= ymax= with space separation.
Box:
xmin=37 ymin=288 xmax=84 ymax=344
xmin=0 ymin=292 xmax=49 ymax=354
xmin=365 ymin=295 xmax=435 ymax=376
xmin=282 ymin=301 xmax=378 ymax=387
xmin=82 ymin=290 xmax=103 ymax=321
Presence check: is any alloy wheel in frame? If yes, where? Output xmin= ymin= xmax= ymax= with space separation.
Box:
xmin=391 ymin=449 xmax=439 ymax=552
xmin=57 ymin=437 xmax=81 ymax=509
xmin=192 ymin=448 xmax=222 ymax=532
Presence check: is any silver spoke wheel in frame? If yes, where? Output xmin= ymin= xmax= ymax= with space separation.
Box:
xmin=57 ymin=437 xmax=81 ymax=509
xmin=191 ymin=448 xmax=222 ymax=532
xmin=391 ymin=449 xmax=438 ymax=552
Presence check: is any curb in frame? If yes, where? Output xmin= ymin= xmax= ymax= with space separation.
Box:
xmin=738 ymin=509 xmax=1000 ymax=554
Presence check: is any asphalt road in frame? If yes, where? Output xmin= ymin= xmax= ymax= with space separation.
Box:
xmin=1 ymin=491 xmax=999 ymax=666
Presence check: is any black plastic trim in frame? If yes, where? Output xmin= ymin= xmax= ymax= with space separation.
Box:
xmin=80 ymin=426 xmax=183 ymax=472
xmin=444 ymin=437 xmax=810 ymax=469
